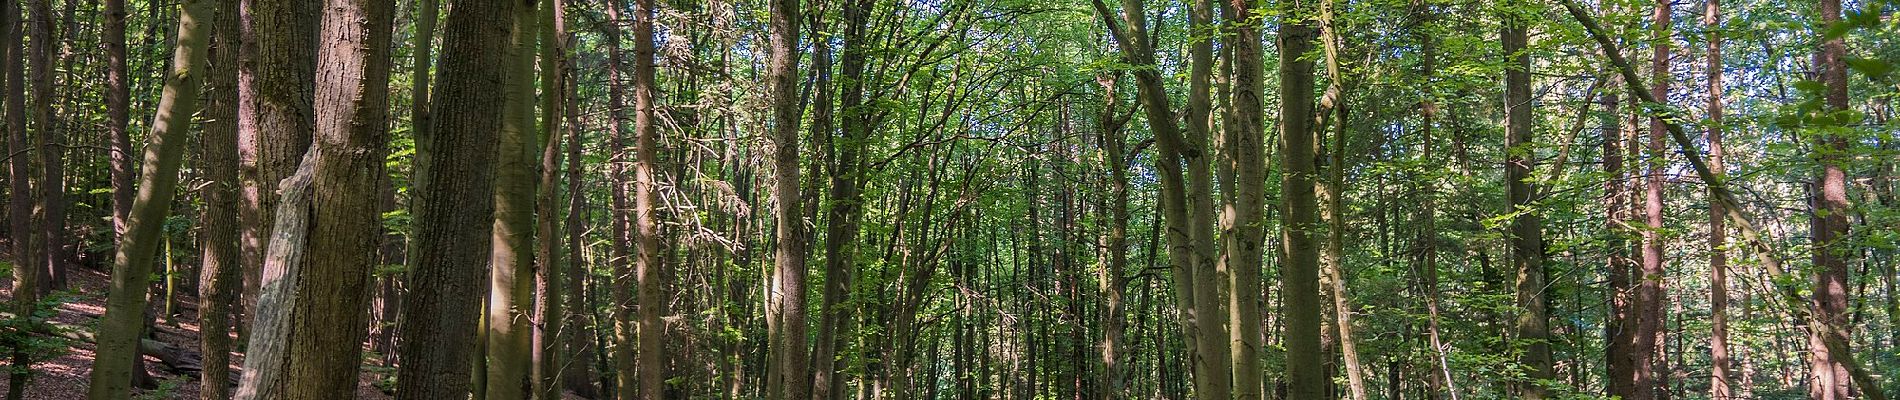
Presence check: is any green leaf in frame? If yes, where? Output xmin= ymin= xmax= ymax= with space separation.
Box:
xmin=1845 ymin=57 xmax=1893 ymax=81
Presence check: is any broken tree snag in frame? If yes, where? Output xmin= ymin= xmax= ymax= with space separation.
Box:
xmin=233 ymin=152 xmax=318 ymax=400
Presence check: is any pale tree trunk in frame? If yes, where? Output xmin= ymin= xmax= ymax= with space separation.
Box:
xmin=236 ymin=0 xmax=318 ymax=329
xmin=1278 ymin=0 xmax=1325 ymax=397
xmin=1316 ymin=1 xmax=1367 ymax=398
xmin=485 ymin=0 xmax=540 ymax=397
xmin=534 ymin=0 xmax=567 ymax=398
xmin=1182 ymin=0 xmax=1232 ymax=397
xmin=629 ymin=0 xmax=667 ymax=397
xmin=1808 ymin=0 xmax=1853 ymax=398
xmin=197 ymin=0 xmax=243 ymax=397
xmin=81 ymin=0 xmax=214 ymax=396
xmin=391 ymin=0 xmax=516 ymax=396
xmin=1221 ymin=1 xmax=1268 ymax=398
xmin=1704 ymin=0 xmax=1732 ymax=397
xmin=1503 ymin=8 xmax=1552 ymax=399
xmin=763 ymin=0 xmax=808 ymax=397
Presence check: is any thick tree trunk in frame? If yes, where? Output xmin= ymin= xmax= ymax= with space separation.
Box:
xmin=28 ymin=0 xmax=62 ymax=294
xmin=236 ymin=0 xmax=319 ymax=330
xmin=392 ymin=0 xmax=516 ymax=397
xmin=5 ymin=0 xmax=40 ymax=394
xmin=1221 ymin=1 xmax=1267 ymax=398
xmin=82 ymin=0 xmax=214 ymax=396
xmin=486 ymin=0 xmax=540 ymax=397
xmin=103 ymin=0 xmax=130 ymax=238
xmin=1278 ymin=0 xmax=1325 ymax=397
xmin=763 ymin=0 xmax=808 ymax=397
xmin=1636 ymin=3 xmax=1672 ymax=399
xmin=197 ymin=1 xmax=243 ymax=397
xmin=628 ymin=0 xmax=666 ymax=398
xmin=1503 ymin=10 xmax=1552 ymax=399
xmin=273 ymin=0 xmax=395 ymax=397
xmin=1808 ymin=0 xmax=1853 ymax=398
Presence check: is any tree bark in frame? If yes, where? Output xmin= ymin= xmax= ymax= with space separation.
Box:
xmin=28 ymin=0 xmax=63 ymax=294
xmin=812 ymin=2 xmax=874 ymax=398
xmin=1704 ymin=0 xmax=1732 ymax=397
xmin=236 ymin=0 xmax=319 ymax=332
xmin=197 ymin=0 xmax=243 ymax=397
xmin=392 ymin=0 xmax=516 ymax=396
xmin=103 ymin=0 xmax=130 ymax=238
xmin=274 ymin=0 xmax=394 ymax=396
xmin=1221 ymin=1 xmax=1268 ymax=398
xmin=4 ymin=0 xmax=41 ymax=394
xmin=1808 ymin=0 xmax=1853 ymax=398
xmin=534 ymin=0 xmax=567 ymax=398
xmin=1503 ymin=8 xmax=1552 ymax=399
xmin=1278 ymin=0 xmax=1325 ymax=397
xmin=485 ymin=0 xmax=540 ymax=397
xmin=1316 ymin=2 xmax=1367 ymax=398
xmin=628 ymin=0 xmax=666 ymax=398
xmin=763 ymin=0 xmax=808 ymax=398
xmin=82 ymin=0 xmax=214 ymax=396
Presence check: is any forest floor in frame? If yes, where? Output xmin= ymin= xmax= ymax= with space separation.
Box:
xmin=0 ymin=266 xmax=393 ymax=399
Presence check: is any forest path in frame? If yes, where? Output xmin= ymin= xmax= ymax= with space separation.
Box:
xmin=0 ymin=266 xmax=394 ymax=399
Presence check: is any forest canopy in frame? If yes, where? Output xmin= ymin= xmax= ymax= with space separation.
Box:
xmin=0 ymin=0 xmax=1894 ymax=399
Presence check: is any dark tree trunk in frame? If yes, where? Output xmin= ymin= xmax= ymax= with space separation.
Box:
xmin=1504 ymin=10 xmax=1552 ymax=399
xmin=197 ymin=0 xmax=244 ymax=397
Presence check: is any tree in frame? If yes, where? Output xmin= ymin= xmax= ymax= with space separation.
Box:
xmin=392 ymin=0 xmax=516 ymax=396
xmin=197 ymin=0 xmax=244 ymax=397
xmin=1502 ymin=3 xmax=1552 ymax=398
xmin=763 ymin=0 xmax=809 ymax=396
xmin=1807 ymin=0 xmax=1852 ymax=398
xmin=83 ymin=0 xmax=215 ymax=395
xmin=237 ymin=0 xmax=319 ymax=325
xmin=485 ymin=0 xmax=540 ymax=396
xmin=1703 ymin=0 xmax=1732 ymax=397
xmin=628 ymin=0 xmax=666 ymax=398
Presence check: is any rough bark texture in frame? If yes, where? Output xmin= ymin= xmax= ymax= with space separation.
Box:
xmin=486 ymin=0 xmax=540 ymax=397
xmin=629 ymin=0 xmax=666 ymax=398
xmin=28 ymin=0 xmax=63 ymax=293
xmin=279 ymin=0 xmax=395 ymax=396
xmin=1316 ymin=2 xmax=1367 ymax=398
xmin=82 ymin=0 xmax=214 ymax=396
xmin=600 ymin=1 xmax=637 ymax=397
xmin=392 ymin=0 xmax=515 ymax=396
xmin=763 ymin=0 xmax=809 ymax=396
xmin=5 ymin=0 xmax=40 ymax=395
xmin=198 ymin=1 xmax=244 ymax=397
xmin=1094 ymin=72 xmax=1131 ymax=400
xmin=1503 ymin=10 xmax=1552 ymax=399
xmin=232 ymin=152 xmax=316 ymax=400
xmin=104 ymin=0 xmax=131 ymax=237
xmin=237 ymin=0 xmax=318 ymax=329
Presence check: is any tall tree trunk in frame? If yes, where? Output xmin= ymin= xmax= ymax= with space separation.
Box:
xmin=237 ymin=0 xmax=319 ymax=334
xmin=1316 ymin=2 xmax=1367 ymax=398
xmin=1095 ymin=71 xmax=1132 ymax=400
xmin=1222 ymin=0 xmax=1268 ymax=398
xmin=813 ymin=2 xmax=874 ymax=398
xmin=82 ymin=0 xmax=214 ymax=395
xmin=1086 ymin=2 xmax=1204 ymax=396
xmin=1278 ymin=0 xmax=1325 ymax=397
xmin=4 ymin=0 xmax=41 ymax=395
xmin=1604 ymin=18 xmax=1639 ymax=397
xmin=28 ymin=0 xmax=61 ymax=294
xmin=600 ymin=0 xmax=635 ymax=397
xmin=1503 ymin=8 xmax=1552 ymax=399
xmin=1640 ymin=3 xmax=1673 ymax=400
xmin=628 ymin=0 xmax=666 ymax=397
xmin=485 ymin=0 xmax=540 ymax=397
xmin=391 ymin=0 xmax=516 ymax=396
xmin=534 ymin=0 xmax=568 ymax=398
xmin=1409 ymin=5 xmax=1457 ymax=398
xmin=270 ymin=0 xmax=395 ymax=397
xmin=1808 ymin=0 xmax=1852 ymax=397
xmin=197 ymin=0 xmax=244 ymax=397
xmin=764 ymin=0 xmax=809 ymax=397
xmin=1704 ymin=0 xmax=1731 ymax=397
xmin=561 ymin=35 xmax=596 ymax=397
xmin=103 ymin=0 xmax=130 ymax=238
